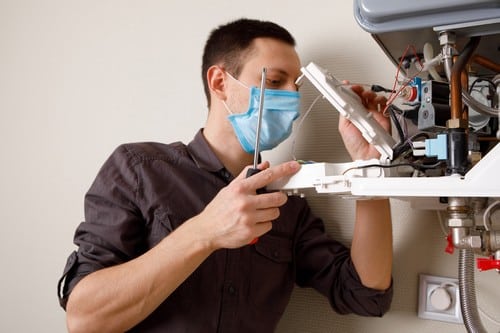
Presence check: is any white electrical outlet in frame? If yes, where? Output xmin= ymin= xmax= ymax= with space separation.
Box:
xmin=418 ymin=274 xmax=463 ymax=324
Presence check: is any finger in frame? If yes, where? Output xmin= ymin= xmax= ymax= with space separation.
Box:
xmin=361 ymin=90 xmax=376 ymax=100
xmin=257 ymin=161 xmax=271 ymax=170
xmin=371 ymin=111 xmax=392 ymax=132
xmin=374 ymin=95 xmax=387 ymax=106
xmin=338 ymin=114 xmax=357 ymax=132
xmin=234 ymin=161 xmax=271 ymax=181
xmin=252 ymin=206 xmax=282 ymax=224
xmin=252 ymin=220 xmax=273 ymax=238
xmin=371 ymin=95 xmax=387 ymax=111
xmin=245 ymin=160 xmax=301 ymax=191
xmin=350 ymin=85 xmax=364 ymax=96
xmin=360 ymin=90 xmax=377 ymax=107
xmin=253 ymin=191 xmax=288 ymax=210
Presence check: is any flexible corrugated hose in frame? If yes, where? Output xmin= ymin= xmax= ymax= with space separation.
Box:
xmin=459 ymin=248 xmax=487 ymax=333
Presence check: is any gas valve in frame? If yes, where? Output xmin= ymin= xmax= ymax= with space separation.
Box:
xmin=476 ymin=257 xmax=500 ymax=271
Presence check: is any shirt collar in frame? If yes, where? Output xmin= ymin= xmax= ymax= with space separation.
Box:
xmin=187 ymin=129 xmax=226 ymax=173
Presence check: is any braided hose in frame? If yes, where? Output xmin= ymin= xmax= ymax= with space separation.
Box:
xmin=459 ymin=248 xmax=487 ymax=333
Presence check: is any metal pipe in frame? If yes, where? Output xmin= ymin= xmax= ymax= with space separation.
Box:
xmin=441 ymin=42 xmax=499 ymax=117
xmin=490 ymin=231 xmax=500 ymax=252
xmin=458 ymin=249 xmax=487 ymax=333
xmin=462 ymin=70 xmax=499 ymax=116
xmin=450 ymin=37 xmax=481 ymax=121
xmin=439 ymin=31 xmax=455 ymax=81
xmin=451 ymin=227 xmax=482 ymax=249
xmin=462 ymin=90 xmax=500 ymax=116
xmin=472 ymin=54 xmax=500 ymax=73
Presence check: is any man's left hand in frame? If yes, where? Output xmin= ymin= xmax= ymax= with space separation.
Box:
xmin=338 ymin=85 xmax=391 ymax=161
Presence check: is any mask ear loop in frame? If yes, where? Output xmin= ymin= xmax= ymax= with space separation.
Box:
xmin=290 ymin=94 xmax=322 ymax=161
xmin=221 ymin=71 xmax=252 ymax=115
xmin=225 ymin=71 xmax=251 ymax=89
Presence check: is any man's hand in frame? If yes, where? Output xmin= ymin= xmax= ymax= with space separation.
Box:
xmin=200 ymin=160 xmax=301 ymax=250
xmin=338 ymin=85 xmax=391 ymax=161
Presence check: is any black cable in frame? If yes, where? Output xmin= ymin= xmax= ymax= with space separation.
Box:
xmin=387 ymin=105 xmax=405 ymax=144
xmin=392 ymin=131 xmax=431 ymax=160
xmin=342 ymin=161 xmax=444 ymax=175
xmin=407 ymin=132 xmax=431 ymax=142
xmin=371 ymin=84 xmax=396 ymax=93
xmin=469 ymin=77 xmax=496 ymax=94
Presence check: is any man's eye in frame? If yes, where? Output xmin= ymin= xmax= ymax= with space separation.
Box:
xmin=266 ymin=78 xmax=282 ymax=86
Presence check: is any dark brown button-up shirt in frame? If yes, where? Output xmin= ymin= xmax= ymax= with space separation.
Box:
xmin=58 ymin=129 xmax=392 ymax=332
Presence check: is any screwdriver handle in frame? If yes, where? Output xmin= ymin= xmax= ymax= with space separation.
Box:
xmin=246 ymin=167 xmax=266 ymax=245
xmin=246 ymin=168 xmax=261 ymax=177
xmin=246 ymin=168 xmax=266 ymax=194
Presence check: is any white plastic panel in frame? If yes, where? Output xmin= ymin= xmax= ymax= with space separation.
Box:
xmin=270 ymin=135 xmax=500 ymax=198
xmin=299 ymin=62 xmax=396 ymax=160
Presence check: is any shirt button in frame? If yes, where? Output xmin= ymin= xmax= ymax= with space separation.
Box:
xmin=222 ymin=170 xmax=231 ymax=181
xmin=228 ymin=285 xmax=236 ymax=294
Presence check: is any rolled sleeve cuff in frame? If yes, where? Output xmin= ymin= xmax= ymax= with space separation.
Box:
xmin=332 ymin=259 xmax=393 ymax=317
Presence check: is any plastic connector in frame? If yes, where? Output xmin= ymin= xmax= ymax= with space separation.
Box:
xmin=412 ymin=141 xmax=426 ymax=156
xmin=425 ymin=134 xmax=447 ymax=160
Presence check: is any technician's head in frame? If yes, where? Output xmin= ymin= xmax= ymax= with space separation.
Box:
xmin=202 ymin=18 xmax=300 ymax=108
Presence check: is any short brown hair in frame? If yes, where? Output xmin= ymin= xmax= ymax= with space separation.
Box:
xmin=201 ymin=18 xmax=295 ymax=107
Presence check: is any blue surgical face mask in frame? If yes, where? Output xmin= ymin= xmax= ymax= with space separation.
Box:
xmin=223 ymin=73 xmax=301 ymax=154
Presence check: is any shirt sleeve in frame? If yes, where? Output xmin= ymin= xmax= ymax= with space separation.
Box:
xmin=58 ymin=145 xmax=145 ymax=309
xmin=293 ymin=202 xmax=393 ymax=317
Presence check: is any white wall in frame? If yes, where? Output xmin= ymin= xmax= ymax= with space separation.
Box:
xmin=1 ymin=1 xmax=498 ymax=332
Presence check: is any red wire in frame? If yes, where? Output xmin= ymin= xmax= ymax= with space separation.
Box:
xmin=384 ymin=45 xmax=424 ymax=115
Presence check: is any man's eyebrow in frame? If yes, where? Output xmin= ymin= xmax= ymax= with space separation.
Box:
xmin=265 ymin=68 xmax=289 ymax=76
xmin=266 ymin=68 xmax=302 ymax=81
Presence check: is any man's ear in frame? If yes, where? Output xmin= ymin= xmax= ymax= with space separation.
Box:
xmin=207 ymin=65 xmax=228 ymax=101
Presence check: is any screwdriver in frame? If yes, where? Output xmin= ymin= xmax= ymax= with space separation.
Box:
xmin=246 ymin=67 xmax=267 ymax=179
xmin=247 ymin=67 xmax=266 ymax=245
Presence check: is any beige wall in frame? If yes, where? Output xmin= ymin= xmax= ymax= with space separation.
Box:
xmin=0 ymin=1 xmax=498 ymax=332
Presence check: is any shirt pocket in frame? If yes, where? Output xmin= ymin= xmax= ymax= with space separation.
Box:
xmin=250 ymin=233 xmax=294 ymax=315
xmin=147 ymin=207 xmax=189 ymax=248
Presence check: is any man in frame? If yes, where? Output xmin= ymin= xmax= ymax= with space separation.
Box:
xmin=58 ymin=18 xmax=393 ymax=332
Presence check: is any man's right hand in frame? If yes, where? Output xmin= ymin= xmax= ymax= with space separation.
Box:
xmin=198 ymin=160 xmax=301 ymax=250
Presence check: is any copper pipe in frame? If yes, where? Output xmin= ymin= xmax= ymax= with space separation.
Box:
xmin=472 ymin=54 xmax=500 ymax=73
xmin=451 ymin=37 xmax=481 ymax=121
xmin=461 ymin=69 xmax=469 ymax=126
xmin=477 ymin=137 xmax=500 ymax=142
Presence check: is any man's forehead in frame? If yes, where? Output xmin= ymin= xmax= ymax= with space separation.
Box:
xmin=238 ymin=40 xmax=301 ymax=78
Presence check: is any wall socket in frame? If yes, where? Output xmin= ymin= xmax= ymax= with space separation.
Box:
xmin=418 ymin=274 xmax=463 ymax=324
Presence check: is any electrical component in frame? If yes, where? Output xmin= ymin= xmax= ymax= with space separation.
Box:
xmin=418 ymin=80 xmax=450 ymax=131
xmin=425 ymin=134 xmax=447 ymax=160
xmin=270 ymin=60 xmax=500 ymax=197
xmin=399 ymin=85 xmax=418 ymax=102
